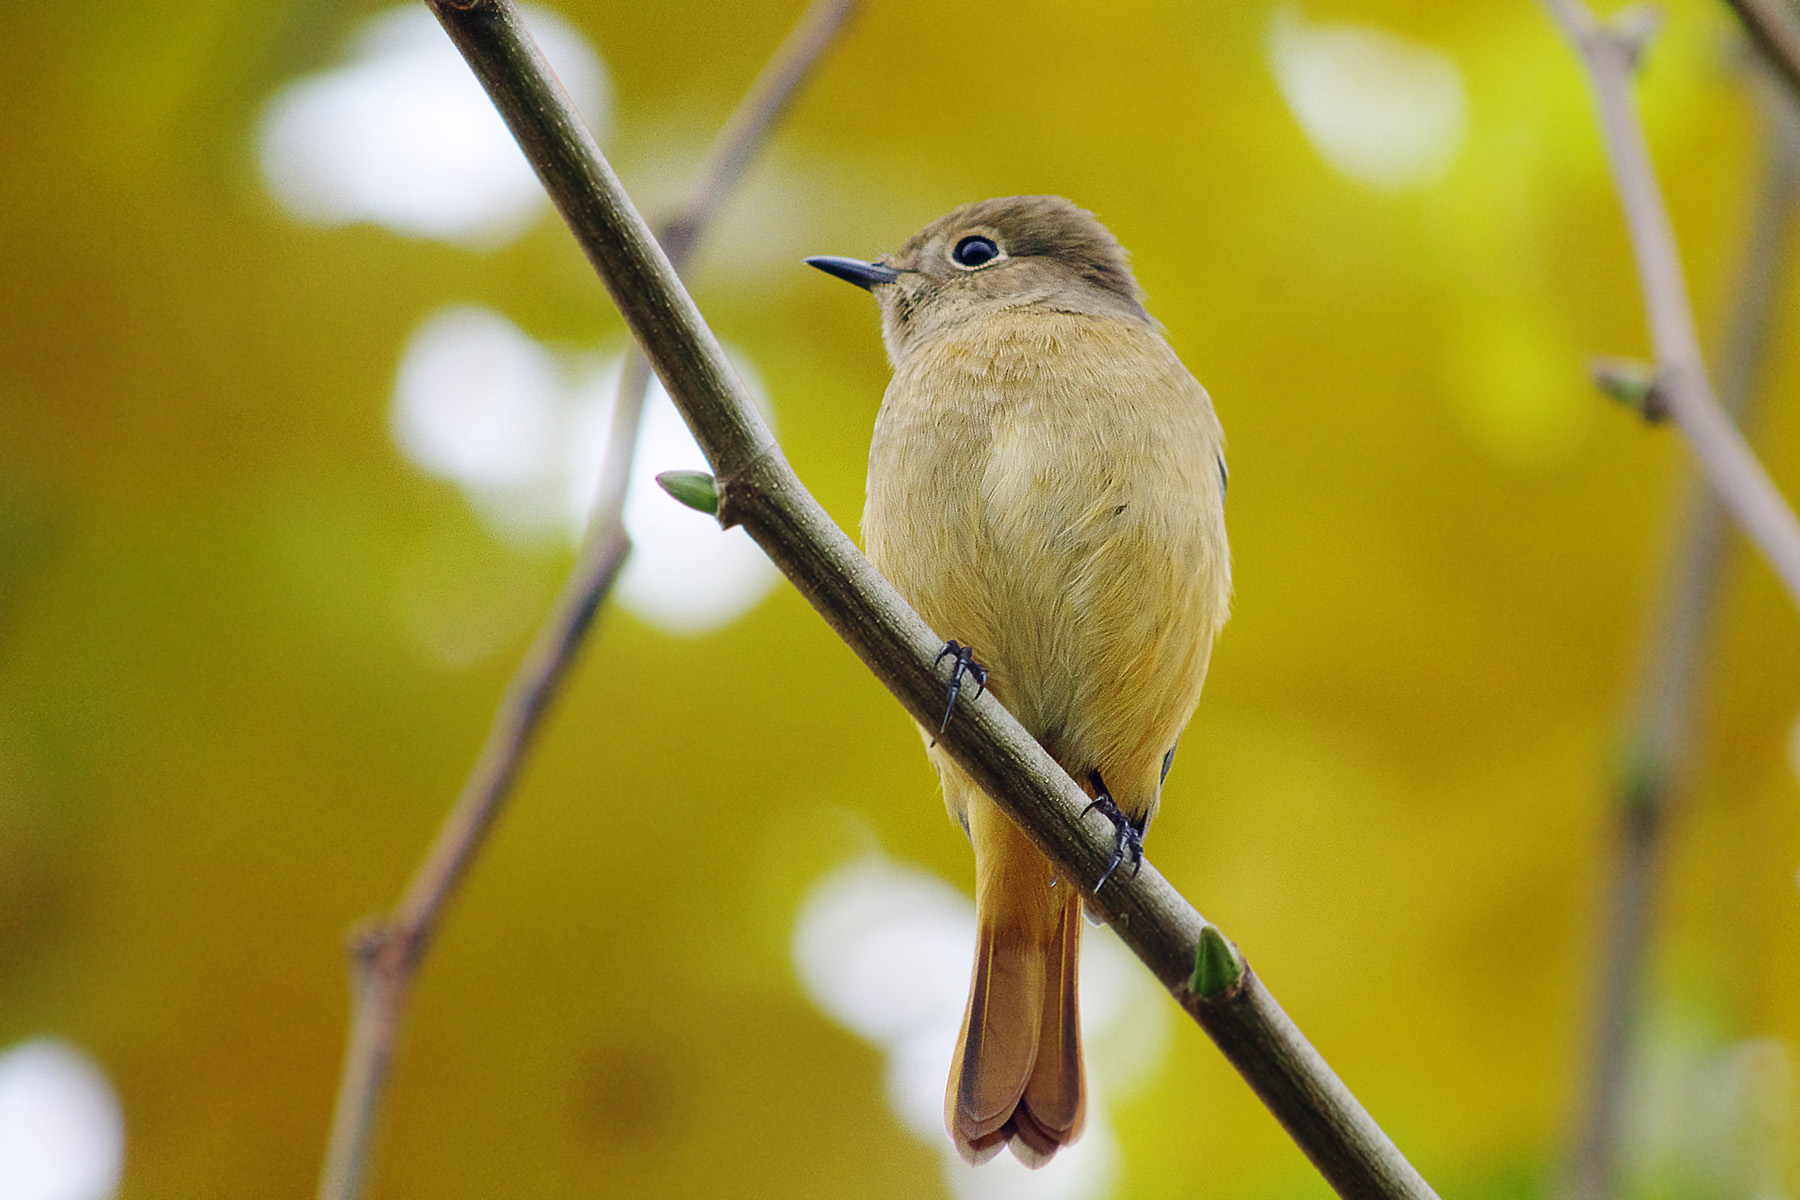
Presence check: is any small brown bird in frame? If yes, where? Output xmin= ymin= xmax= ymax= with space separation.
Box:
xmin=808 ymin=196 xmax=1230 ymax=1167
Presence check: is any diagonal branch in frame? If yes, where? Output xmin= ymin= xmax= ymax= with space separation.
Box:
xmin=313 ymin=5 xmax=857 ymax=1199
xmin=422 ymin=2 xmax=1439 ymax=1197
xmin=1544 ymin=0 xmax=1800 ymax=612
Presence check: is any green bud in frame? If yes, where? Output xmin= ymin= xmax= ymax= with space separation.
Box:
xmin=1191 ymin=924 xmax=1243 ymax=999
xmin=656 ymin=469 xmax=719 ymax=515
xmin=1589 ymin=357 xmax=1666 ymax=422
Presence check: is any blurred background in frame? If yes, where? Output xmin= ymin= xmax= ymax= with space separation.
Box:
xmin=2 ymin=0 xmax=1797 ymax=1197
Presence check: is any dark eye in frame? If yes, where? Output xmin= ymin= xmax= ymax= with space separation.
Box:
xmin=951 ymin=235 xmax=999 ymax=268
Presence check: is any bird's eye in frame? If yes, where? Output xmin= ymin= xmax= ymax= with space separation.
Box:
xmin=951 ymin=235 xmax=1000 ymax=268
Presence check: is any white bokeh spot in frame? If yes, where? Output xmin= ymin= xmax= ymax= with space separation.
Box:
xmin=258 ymin=4 xmax=609 ymax=246
xmin=1625 ymin=1009 xmax=1795 ymax=1198
xmin=0 ymin=1038 xmax=125 ymax=1200
xmin=1269 ymin=7 xmax=1466 ymax=191
xmin=394 ymin=305 xmax=565 ymax=494
xmin=794 ymin=855 xmax=1168 ymax=1200
xmin=391 ymin=304 xmax=780 ymax=638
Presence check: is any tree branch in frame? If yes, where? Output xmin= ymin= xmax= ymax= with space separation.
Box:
xmin=1567 ymin=70 xmax=1800 ymax=1200
xmin=313 ymin=5 xmax=857 ymax=1199
xmin=1544 ymin=0 xmax=1800 ymax=612
xmin=419 ymin=2 xmax=1439 ymax=1197
xmin=1724 ymin=0 xmax=1800 ymax=106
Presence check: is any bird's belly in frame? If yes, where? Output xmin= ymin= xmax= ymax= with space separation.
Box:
xmin=863 ymin=312 xmax=1228 ymax=818
xmin=973 ymin=455 xmax=1208 ymax=777
xmin=870 ymin=412 xmax=1218 ymax=813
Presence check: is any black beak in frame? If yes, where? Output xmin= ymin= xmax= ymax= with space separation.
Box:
xmin=805 ymin=255 xmax=900 ymax=290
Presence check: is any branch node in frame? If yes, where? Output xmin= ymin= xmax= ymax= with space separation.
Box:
xmin=1615 ymin=739 xmax=1671 ymax=821
xmin=1589 ymin=355 xmax=1669 ymax=422
xmin=1609 ymin=4 xmax=1664 ymax=69
xmin=347 ymin=919 xmax=388 ymax=966
xmin=712 ymin=448 xmax=780 ymax=530
xmin=355 ymin=918 xmax=407 ymax=962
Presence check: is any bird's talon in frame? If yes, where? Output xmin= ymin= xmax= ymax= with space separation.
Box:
xmin=1084 ymin=770 xmax=1144 ymax=893
xmin=936 ymin=640 xmax=987 ymax=733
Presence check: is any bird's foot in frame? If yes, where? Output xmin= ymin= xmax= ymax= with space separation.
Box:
xmin=934 ymin=640 xmax=988 ymax=734
xmin=1082 ymin=770 xmax=1144 ymax=892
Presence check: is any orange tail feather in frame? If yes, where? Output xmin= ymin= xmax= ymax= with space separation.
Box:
xmin=947 ymin=795 xmax=1086 ymax=1167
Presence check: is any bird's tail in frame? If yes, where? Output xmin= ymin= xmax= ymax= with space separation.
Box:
xmin=946 ymin=791 xmax=1086 ymax=1167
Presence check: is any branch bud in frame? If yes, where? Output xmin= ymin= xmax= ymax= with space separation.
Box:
xmin=656 ymin=469 xmax=720 ymax=515
xmin=1589 ymin=356 xmax=1668 ymax=422
xmin=1191 ymin=924 xmax=1244 ymax=999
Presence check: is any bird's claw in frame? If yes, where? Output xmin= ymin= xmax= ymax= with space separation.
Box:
xmin=1082 ymin=771 xmax=1144 ymax=892
xmin=935 ymin=640 xmax=988 ymax=734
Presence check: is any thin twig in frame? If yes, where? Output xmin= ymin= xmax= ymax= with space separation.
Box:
xmin=1567 ymin=72 xmax=1800 ymax=1200
xmin=1544 ymin=0 xmax=1800 ymax=611
xmin=1724 ymin=0 xmax=1800 ymax=105
xmin=313 ymin=5 xmax=857 ymax=1199
xmin=602 ymin=0 xmax=860 ymax=514
xmin=423 ymin=3 xmax=1439 ymax=1196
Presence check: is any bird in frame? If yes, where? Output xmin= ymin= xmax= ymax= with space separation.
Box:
xmin=806 ymin=195 xmax=1230 ymax=1168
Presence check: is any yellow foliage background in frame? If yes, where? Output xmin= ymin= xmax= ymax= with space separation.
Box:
xmin=0 ymin=0 xmax=1796 ymax=1197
